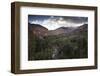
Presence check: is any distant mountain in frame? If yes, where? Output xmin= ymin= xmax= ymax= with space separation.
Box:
xmin=68 ymin=24 xmax=88 ymax=36
xmin=28 ymin=23 xmax=48 ymax=38
xmin=47 ymin=27 xmax=75 ymax=36
xmin=77 ymin=24 xmax=88 ymax=32
xmin=47 ymin=24 xmax=87 ymax=36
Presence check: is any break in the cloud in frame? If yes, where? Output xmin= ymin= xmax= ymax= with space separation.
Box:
xmin=28 ymin=15 xmax=88 ymax=30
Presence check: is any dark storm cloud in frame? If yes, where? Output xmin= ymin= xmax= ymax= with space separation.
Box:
xmin=63 ymin=16 xmax=88 ymax=24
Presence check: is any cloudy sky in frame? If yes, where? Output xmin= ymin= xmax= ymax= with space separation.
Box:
xmin=28 ymin=15 xmax=88 ymax=30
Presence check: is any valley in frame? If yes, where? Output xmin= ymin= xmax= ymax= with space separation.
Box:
xmin=28 ymin=23 xmax=88 ymax=60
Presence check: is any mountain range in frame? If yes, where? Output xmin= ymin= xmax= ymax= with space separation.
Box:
xmin=28 ymin=23 xmax=88 ymax=37
xmin=28 ymin=23 xmax=88 ymax=60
